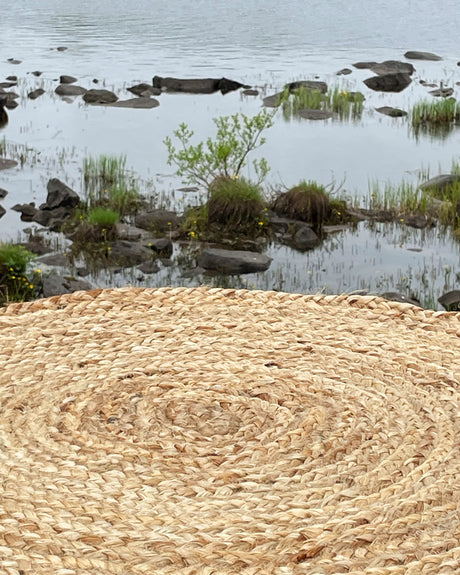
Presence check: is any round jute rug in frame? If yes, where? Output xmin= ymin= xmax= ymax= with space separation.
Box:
xmin=0 ymin=287 xmax=459 ymax=575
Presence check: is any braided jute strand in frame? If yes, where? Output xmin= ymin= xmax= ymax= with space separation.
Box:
xmin=0 ymin=286 xmax=459 ymax=575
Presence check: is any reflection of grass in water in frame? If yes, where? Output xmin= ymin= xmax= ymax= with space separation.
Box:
xmin=410 ymin=98 xmax=459 ymax=139
xmin=282 ymin=85 xmax=364 ymax=121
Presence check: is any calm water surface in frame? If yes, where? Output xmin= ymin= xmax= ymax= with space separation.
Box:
xmin=1 ymin=1 xmax=460 ymax=306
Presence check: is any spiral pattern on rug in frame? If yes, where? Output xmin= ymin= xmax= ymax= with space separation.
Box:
xmin=0 ymin=287 xmax=459 ymax=574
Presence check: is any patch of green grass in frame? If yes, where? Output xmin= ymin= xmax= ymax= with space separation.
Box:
xmin=87 ymin=207 xmax=120 ymax=228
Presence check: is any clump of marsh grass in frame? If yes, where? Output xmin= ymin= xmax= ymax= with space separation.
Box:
xmin=282 ymin=85 xmax=364 ymax=122
xmin=83 ymin=154 xmax=140 ymax=216
xmin=208 ymin=176 xmax=266 ymax=230
xmin=272 ymin=181 xmax=330 ymax=227
xmin=410 ymin=98 xmax=460 ymax=136
xmin=366 ymin=180 xmax=427 ymax=216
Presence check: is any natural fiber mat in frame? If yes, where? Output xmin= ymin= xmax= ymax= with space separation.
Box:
xmin=0 ymin=287 xmax=459 ymax=574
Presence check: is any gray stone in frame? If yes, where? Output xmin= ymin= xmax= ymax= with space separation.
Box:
xmin=107 ymin=240 xmax=153 ymax=266
xmin=137 ymin=260 xmax=160 ymax=274
xmin=7 ymin=58 xmax=21 ymax=65
xmin=242 ymin=89 xmax=259 ymax=96
xmin=380 ymin=292 xmax=422 ymax=307
xmin=419 ymin=174 xmax=460 ymax=194
xmin=127 ymin=83 xmax=161 ymax=96
xmin=363 ymin=73 xmax=412 ymax=92
xmin=83 ymin=89 xmax=118 ymax=104
xmin=55 ymin=84 xmax=87 ymax=96
xmin=0 ymin=188 xmax=8 ymax=198
xmin=59 ymin=75 xmax=77 ymax=84
xmin=135 ymin=209 xmax=182 ymax=232
xmin=0 ymin=158 xmax=18 ymax=170
xmin=28 ymin=88 xmax=45 ymax=100
xmin=198 ymin=248 xmax=272 ymax=274
xmin=41 ymin=178 xmax=80 ymax=210
xmin=31 ymin=71 xmax=42 ymax=77
xmin=298 ymin=109 xmax=333 ymax=120
xmin=262 ymin=92 xmax=284 ymax=107
xmin=439 ymin=290 xmax=460 ymax=311
xmin=42 ymin=273 xmax=93 ymax=298
xmin=285 ymin=80 xmax=328 ymax=94
xmin=56 ymin=46 xmax=68 ymax=52
xmin=115 ymin=223 xmax=152 ymax=241
xmin=375 ymin=106 xmax=407 ymax=117
xmin=370 ymin=61 xmax=415 ymax=75
xmin=336 ymin=68 xmax=352 ymax=76
xmin=429 ymin=87 xmax=454 ymax=97
xmin=293 ymin=225 xmax=320 ymax=250
xmin=38 ymin=253 xmax=72 ymax=266
xmin=404 ymin=51 xmax=442 ymax=61
xmin=353 ymin=61 xmax=378 ymax=69
xmin=145 ymin=237 xmax=173 ymax=257
xmin=105 ymin=97 xmax=159 ymax=109
xmin=0 ymin=205 xmax=5 ymax=219
xmin=11 ymin=202 xmax=37 ymax=221
xmin=152 ymin=76 xmax=248 ymax=94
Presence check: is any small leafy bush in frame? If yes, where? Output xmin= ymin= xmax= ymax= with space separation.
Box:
xmin=164 ymin=110 xmax=275 ymax=188
xmin=0 ymin=243 xmax=37 ymax=304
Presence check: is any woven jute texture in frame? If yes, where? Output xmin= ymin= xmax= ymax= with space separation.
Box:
xmin=1 ymin=287 xmax=460 ymax=575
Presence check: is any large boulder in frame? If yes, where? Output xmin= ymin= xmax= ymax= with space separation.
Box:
xmin=198 ymin=248 xmax=272 ymax=274
xmin=363 ymin=73 xmax=412 ymax=92
xmin=404 ymin=51 xmax=442 ymax=61
xmin=41 ymin=178 xmax=80 ymax=210
xmin=152 ymin=76 xmax=248 ymax=94
xmin=83 ymin=89 xmax=118 ymax=104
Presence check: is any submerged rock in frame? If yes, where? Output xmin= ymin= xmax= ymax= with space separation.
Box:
xmin=105 ymin=97 xmax=159 ymax=108
xmin=336 ymin=68 xmax=352 ymax=76
xmin=285 ymin=80 xmax=328 ymax=93
xmin=375 ymin=106 xmax=407 ymax=117
xmin=363 ymin=73 xmax=412 ymax=92
xmin=298 ymin=109 xmax=333 ymax=120
xmin=404 ymin=50 xmax=442 ymax=61
xmin=198 ymin=248 xmax=272 ymax=274
xmin=0 ymin=158 xmax=18 ymax=170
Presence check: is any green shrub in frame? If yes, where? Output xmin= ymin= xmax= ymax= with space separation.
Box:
xmin=164 ymin=110 xmax=275 ymax=188
xmin=0 ymin=243 xmax=37 ymax=304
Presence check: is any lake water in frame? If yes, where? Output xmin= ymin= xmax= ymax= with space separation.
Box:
xmin=1 ymin=0 xmax=460 ymax=307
